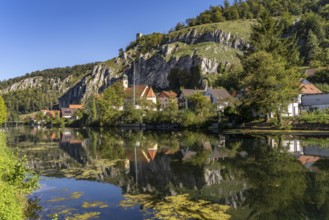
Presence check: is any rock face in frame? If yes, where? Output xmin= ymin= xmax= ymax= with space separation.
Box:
xmin=58 ymin=27 xmax=247 ymax=106
xmin=59 ymin=64 xmax=120 ymax=108
xmin=166 ymin=29 xmax=248 ymax=50
xmin=0 ymin=75 xmax=74 ymax=95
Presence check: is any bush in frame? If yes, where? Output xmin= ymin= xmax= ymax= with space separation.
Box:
xmin=0 ymin=132 xmax=38 ymax=219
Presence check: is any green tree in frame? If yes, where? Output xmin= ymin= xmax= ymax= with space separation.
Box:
xmin=0 ymin=96 xmax=7 ymax=126
xmin=188 ymin=93 xmax=214 ymax=117
xmin=249 ymin=12 xmax=301 ymax=66
xmin=306 ymin=30 xmax=322 ymax=64
xmin=97 ymin=81 xmax=125 ymax=125
xmin=240 ymin=51 xmax=300 ymax=125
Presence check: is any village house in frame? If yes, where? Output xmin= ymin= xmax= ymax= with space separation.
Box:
xmin=280 ymin=80 xmax=322 ymax=117
xmin=60 ymin=104 xmax=84 ymax=119
xmin=301 ymin=93 xmax=329 ymax=111
xmin=157 ymin=91 xmax=177 ymax=110
xmin=41 ymin=110 xmax=61 ymax=119
xmin=178 ymin=89 xmax=205 ymax=109
xmin=204 ymin=87 xmax=233 ymax=110
xmin=122 ymin=74 xmax=157 ymax=110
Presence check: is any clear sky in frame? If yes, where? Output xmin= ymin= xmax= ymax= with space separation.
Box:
xmin=0 ymin=0 xmax=227 ymax=81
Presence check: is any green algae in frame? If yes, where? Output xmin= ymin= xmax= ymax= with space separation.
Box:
xmin=71 ymin=212 xmax=101 ymax=220
xmin=82 ymin=201 xmax=109 ymax=209
xmin=71 ymin=191 xmax=83 ymax=199
xmin=119 ymin=193 xmax=231 ymax=220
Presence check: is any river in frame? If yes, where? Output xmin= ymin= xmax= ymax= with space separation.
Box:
xmin=5 ymin=127 xmax=329 ymax=219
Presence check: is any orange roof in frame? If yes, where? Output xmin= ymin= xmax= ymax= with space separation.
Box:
xmin=148 ymin=149 xmax=157 ymax=160
xmin=125 ymin=85 xmax=156 ymax=99
xmin=125 ymin=85 xmax=147 ymax=99
xmin=298 ymin=155 xmax=320 ymax=166
xmin=300 ymin=83 xmax=322 ymax=94
xmin=69 ymin=104 xmax=84 ymax=109
xmin=145 ymin=87 xmax=156 ymax=98
xmin=158 ymin=91 xmax=177 ymax=98
xmin=42 ymin=110 xmax=60 ymax=118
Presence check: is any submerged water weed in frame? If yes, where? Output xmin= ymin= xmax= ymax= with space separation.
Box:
xmin=71 ymin=192 xmax=83 ymax=199
xmin=46 ymin=197 xmax=68 ymax=203
xmin=119 ymin=193 xmax=231 ymax=220
xmin=82 ymin=201 xmax=109 ymax=209
xmin=71 ymin=211 xmax=101 ymax=220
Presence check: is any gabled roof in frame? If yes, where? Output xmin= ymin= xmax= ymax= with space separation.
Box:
xmin=41 ymin=110 xmax=60 ymax=118
xmin=125 ymin=85 xmax=148 ymax=99
xmin=158 ymin=91 xmax=177 ymax=98
xmin=125 ymin=85 xmax=156 ymax=99
xmin=300 ymin=83 xmax=322 ymax=94
xmin=145 ymin=87 xmax=156 ymax=98
xmin=180 ymin=89 xmax=204 ymax=97
xmin=206 ymin=88 xmax=232 ymax=100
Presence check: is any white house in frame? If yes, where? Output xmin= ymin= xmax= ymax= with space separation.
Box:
xmin=282 ymin=81 xmax=323 ymax=117
xmin=301 ymin=93 xmax=329 ymax=110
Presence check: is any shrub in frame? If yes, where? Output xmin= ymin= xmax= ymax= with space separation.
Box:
xmin=0 ymin=132 xmax=39 ymax=220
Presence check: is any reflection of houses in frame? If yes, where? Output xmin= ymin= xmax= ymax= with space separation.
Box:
xmin=270 ymin=139 xmax=303 ymax=155
xmin=298 ymin=155 xmax=320 ymax=171
xmin=59 ymin=130 xmax=87 ymax=165
xmin=142 ymin=144 xmax=158 ymax=163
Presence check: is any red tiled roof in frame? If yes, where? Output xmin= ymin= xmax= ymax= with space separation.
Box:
xmin=125 ymin=85 xmax=147 ymax=99
xmin=298 ymin=155 xmax=320 ymax=166
xmin=158 ymin=91 xmax=177 ymax=98
xmin=300 ymin=83 xmax=322 ymax=94
xmin=145 ymin=87 xmax=156 ymax=98
xmin=69 ymin=104 xmax=84 ymax=109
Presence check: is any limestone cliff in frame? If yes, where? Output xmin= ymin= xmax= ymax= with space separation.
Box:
xmin=59 ymin=21 xmax=250 ymax=107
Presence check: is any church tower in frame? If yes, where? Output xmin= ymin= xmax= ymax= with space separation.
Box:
xmin=122 ymin=73 xmax=128 ymax=89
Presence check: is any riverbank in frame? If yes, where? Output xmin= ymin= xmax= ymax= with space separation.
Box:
xmin=0 ymin=131 xmax=38 ymax=220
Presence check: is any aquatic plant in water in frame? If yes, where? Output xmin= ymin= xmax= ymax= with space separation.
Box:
xmin=120 ymin=193 xmax=231 ymax=220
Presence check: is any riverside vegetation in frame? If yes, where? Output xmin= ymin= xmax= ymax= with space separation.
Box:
xmin=0 ymin=101 xmax=39 ymax=220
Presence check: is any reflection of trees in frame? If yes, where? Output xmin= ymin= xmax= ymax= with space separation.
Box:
xmin=119 ymin=193 xmax=231 ymax=220
xmin=241 ymin=144 xmax=307 ymax=219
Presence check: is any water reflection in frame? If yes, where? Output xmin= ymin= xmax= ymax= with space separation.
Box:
xmin=6 ymin=127 xmax=329 ymax=219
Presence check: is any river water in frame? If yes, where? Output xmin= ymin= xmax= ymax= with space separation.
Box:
xmin=5 ymin=127 xmax=329 ymax=219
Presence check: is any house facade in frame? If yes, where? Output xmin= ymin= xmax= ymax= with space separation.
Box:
xmin=157 ymin=91 xmax=177 ymax=110
xmin=178 ymin=89 xmax=205 ymax=109
xmin=204 ymin=87 xmax=232 ymax=110
xmin=301 ymin=93 xmax=329 ymax=110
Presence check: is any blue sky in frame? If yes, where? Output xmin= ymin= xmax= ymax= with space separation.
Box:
xmin=0 ymin=0 xmax=227 ymax=81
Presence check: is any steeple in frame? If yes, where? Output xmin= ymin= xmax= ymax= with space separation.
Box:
xmin=122 ymin=73 xmax=128 ymax=89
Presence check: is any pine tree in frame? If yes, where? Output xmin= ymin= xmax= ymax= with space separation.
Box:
xmin=0 ymin=96 xmax=7 ymax=126
xmin=249 ymin=12 xmax=301 ymax=66
xmin=306 ymin=30 xmax=322 ymax=63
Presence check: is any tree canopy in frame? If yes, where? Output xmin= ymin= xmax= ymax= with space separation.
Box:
xmin=0 ymin=96 xmax=7 ymax=126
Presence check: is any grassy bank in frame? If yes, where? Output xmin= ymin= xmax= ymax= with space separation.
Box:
xmin=0 ymin=131 xmax=38 ymax=220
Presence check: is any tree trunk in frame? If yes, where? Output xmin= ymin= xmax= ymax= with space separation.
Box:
xmin=276 ymin=111 xmax=282 ymax=127
xmin=265 ymin=113 xmax=270 ymax=122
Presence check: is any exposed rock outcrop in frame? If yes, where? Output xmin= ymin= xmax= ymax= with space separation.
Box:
xmin=166 ymin=29 xmax=249 ymax=50
xmin=59 ymin=64 xmax=120 ymax=107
